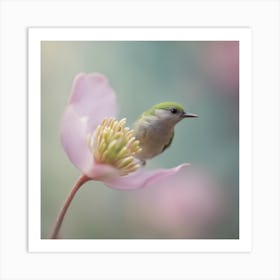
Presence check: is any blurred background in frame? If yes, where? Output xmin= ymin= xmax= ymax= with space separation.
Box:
xmin=41 ymin=41 xmax=239 ymax=239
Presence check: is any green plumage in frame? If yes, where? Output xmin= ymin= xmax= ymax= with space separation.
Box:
xmin=140 ymin=102 xmax=185 ymax=119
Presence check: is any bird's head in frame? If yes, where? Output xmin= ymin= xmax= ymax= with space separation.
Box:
xmin=145 ymin=102 xmax=198 ymax=125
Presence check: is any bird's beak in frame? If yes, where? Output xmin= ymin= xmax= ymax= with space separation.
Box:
xmin=183 ymin=112 xmax=198 ymax=118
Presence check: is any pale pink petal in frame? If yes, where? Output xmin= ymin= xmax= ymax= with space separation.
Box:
xmin=60 ymin=108 xmax=119 ymax=179
xmin=69 ymin=73 xmax=118 ymax=133
xmin=60 ymin=105 xmax=93 ymax=174
xmin=103 ymin=163 xmax=189 ymax=190
xmin=85 ymin=162 xmax=120 ymax=181
xmin=60 ymin=109 xmax=119 ymax=178
xmin=60 ymin=73 xmax=118 ymax=176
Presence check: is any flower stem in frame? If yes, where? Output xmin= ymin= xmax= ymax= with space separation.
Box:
xmin=50 ymin=174 xmax=90 ymax=239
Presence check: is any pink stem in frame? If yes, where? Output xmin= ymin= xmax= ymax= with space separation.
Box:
xmin=50 ymin=174 xmax=90 ymax=239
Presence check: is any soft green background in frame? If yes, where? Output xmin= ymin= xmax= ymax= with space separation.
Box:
xmin=41 ymin=41 xmax=239 ymax=239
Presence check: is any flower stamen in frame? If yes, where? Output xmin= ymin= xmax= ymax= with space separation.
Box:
xmin=87 ymin=118 xmax=142 ymax=176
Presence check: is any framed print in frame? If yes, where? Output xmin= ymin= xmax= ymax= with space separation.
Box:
xmin=1 ymin=1 xmax=280 ymax=279
xmin=28 ymin=27 xmax=252 ymax=253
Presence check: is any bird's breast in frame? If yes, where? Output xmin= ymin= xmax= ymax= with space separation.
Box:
xmin=134 ymin=117 xmax=174 ymax=160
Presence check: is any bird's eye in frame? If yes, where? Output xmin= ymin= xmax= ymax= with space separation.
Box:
xmin=170 ymin=108 xmax=178 ymax=114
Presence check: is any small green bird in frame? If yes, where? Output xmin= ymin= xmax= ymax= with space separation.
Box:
xmin=133 ymin=102 xmax=198 ymax=164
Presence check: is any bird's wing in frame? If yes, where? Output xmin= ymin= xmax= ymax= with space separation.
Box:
xmin=161 ymin=131 xmax=174 ymax=153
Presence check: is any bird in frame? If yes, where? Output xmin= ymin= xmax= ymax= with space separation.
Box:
xmin=133 ymin=101 xmax=198 ymax=165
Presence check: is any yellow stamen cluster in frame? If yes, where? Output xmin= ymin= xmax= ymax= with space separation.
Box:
xmin=87 ymin=118 xmax=142 ymax=176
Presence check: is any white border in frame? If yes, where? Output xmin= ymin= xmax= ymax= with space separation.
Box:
xmin=28 ymin=27 xmax=252 ymax=253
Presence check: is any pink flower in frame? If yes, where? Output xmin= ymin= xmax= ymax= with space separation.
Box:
xmin=60 ymin=73 xmax=188 ymax=190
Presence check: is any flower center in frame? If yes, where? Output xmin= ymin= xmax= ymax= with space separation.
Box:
xmin=87 ymin=118 xmax=142 ymax=176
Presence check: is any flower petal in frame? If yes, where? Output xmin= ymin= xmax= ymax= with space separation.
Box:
xmin=103 ymin=163 xmax=189 ymax=190
xmin=86 ymin=162 xmax=120 ymax=181
xmin=60 ymin=105 xmax=93 ymax=174
xmin=60 ymin=73 xmax=118 ymax=176
xmin=69 ymin=73 xmax=118 ymax=133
